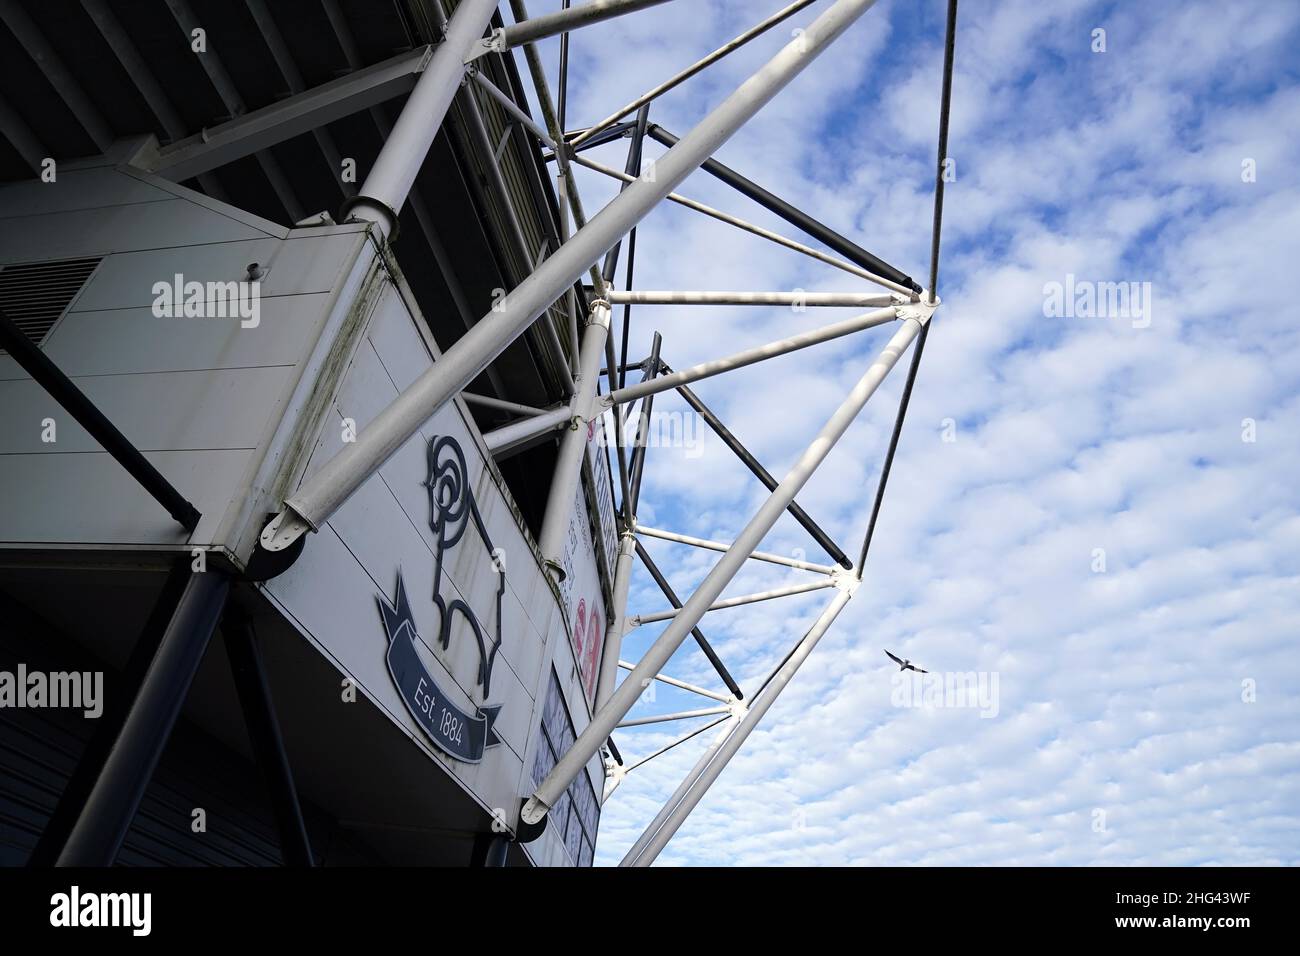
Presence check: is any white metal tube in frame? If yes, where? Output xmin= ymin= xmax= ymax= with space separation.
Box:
xmin=631 ymin=578 xmax=836 ymax=626
xmin=570 ymin=0 xmax=817 ymax=149
xmin=482 ymin=405 xmax=572 ymax=452
xmin=522 ymin=309 xmax=921 ymax=825
xmin=623 ymin=715 xmax=731 ymax=774
xmin=595 ymin=531 xmax=638 ymax=708
xmin=608 ymin=306 xmax=899 ymax=407
xmin=619 ymin=714 xmax=741 ymax=865
xmin=462 ymin=392 xmax=553 ymax=417
xmin=501 ymin=0 xmax=675 ymax=47
xmin=538 ymin=302 xmax=612 ymax=577
xmin=635 ymin=525 xmax=837 ymax=574
xmin=469 ymin=69 xmax=555 ymax=147
xmin=617 ymin=661 xmax=731 ymax=703
xmin=570 ymin=152 xmax=907 ymax=290
xmin=606 ymin=290 xmax=897 ymax=307
xmin=262 ymin=0 xmax=883 ymax=553
xmin=616 ymin=706 xmax=730 ymax=729
xmin=628 ymin=589 xmax=852 ymax=866
xmin=346 ymin=0 xmax=498 ymax=238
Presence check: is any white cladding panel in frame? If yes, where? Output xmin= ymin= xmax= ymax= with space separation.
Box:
xmin=0 ymin=163 xmax=614 ymax=865
xmin=264 ymin=265 xmax=610 ymax=861
xmin=0 ymin=165 xmax=368 ymax=551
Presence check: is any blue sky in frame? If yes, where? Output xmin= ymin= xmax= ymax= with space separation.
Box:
xmin=526 ymin=0 xmax=1300 ymax=865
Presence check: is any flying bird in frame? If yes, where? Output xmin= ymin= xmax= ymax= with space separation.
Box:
xmin=885 ymin=650 xmax=928 ymax=673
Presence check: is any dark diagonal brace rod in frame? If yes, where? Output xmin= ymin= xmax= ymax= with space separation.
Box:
xmin=545 ymin=121 xmax=637 ymax=160
xmin=635 ymin=540 xmax=743 ymax=699
xmin=603 ymin=322 xmax=633 ymax=523
xmin=626 ymin=332 xmax=662 ymax=520
xmin=928 ymin=0 xmax=959 ymax=296
xmin=56 ymin=571 xmax=230 ymax=865
xmin=665 ymin=365 xmax=852 ymax=569
xmin=601 ymin=103 xmax=651 ymax=284
xmin=224 ymin=607 xmax=315 ymax=866
xmin=25 ymin=559 xmax=191 ymax=866
xmin=0 ymin=308 xmax=200 ymax=532
xmin=646 ymin=125 xmax=920 ymax=294
xmin=605 ymin=105 xmax=651 ymax=399
xmin=855 ymin=0 xmax=957 ymax=574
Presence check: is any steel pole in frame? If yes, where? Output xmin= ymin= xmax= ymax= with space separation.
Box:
xmin=522 ymin=310 xmax=923 ymax=826
xmin=626 ymin=332 xmax=662 ymax=519
xmin=616 ymin=706 xmax=731 ymax=729
xmin=635 ymin=525 xmax=838 ymax=575
xmin=538 ymin=302 xmax=612 ymax=576
xmin=618 ymin=714 xmax=742 ymax=865
xmin=595 ymin=530 xmax=637 ymax=708
xmin=617 ymin=660 xmax=731 ymax=703
xmin=345 ymin=0 xmax=499 ymax=238
xmin=500 ymin=0 xmax=675 ymax=47
xmin=604 ymin=290 xmax=896 ymax=307
xmin=264 ymin=0 xmax=883 ymax=553
xmin=570 ymin=0 xmax=817 ymax=149
xmin=56 ymin=572 xmax=231 ymax=866
xmin=0 ymin=307 xmax=200 ymax=532
xmin=224 ymin=607 xmax=314 ymax=867
xmin=483 ymin=405 xmax=572 ymax=452
xmin=606 ymin=306 xmax=899 ymax=406
xmin=673 ymin=379 xmax=852 ymax=569
xmin=631 ymin=577 xmax=837 ymax=626
xmin=628 ymin=589 xmax=852 ymax=865
xmin=647 ymin=124 xmax=921 ymax=293
xmin=634 ymin=538 xmax=743 ymax=699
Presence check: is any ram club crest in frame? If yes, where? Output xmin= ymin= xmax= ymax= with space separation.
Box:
xmin=377 ymin=435 xmax=504 ymax=762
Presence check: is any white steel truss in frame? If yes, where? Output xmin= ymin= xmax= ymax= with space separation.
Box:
xmin=253 ymin=0 xmax=960 ymax=866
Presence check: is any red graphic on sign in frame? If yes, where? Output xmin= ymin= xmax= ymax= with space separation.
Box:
xmin=583 ymin=609 xmax=602 ymax=700
xmin=572 ymin=597 xmax=603 ymax=702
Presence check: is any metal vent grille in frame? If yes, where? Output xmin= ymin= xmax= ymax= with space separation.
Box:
xmin=0 ymin=256 xmax=102 ymax=353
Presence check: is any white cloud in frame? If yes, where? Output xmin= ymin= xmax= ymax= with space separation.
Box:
xmin=512 ymin=0 xmax=1300 ymax=867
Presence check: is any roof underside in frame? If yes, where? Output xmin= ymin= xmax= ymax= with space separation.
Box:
xmin=0 ymin=0 xmax=578 ymax=530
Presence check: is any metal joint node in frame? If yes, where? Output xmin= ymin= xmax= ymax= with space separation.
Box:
xmin=586 ymin=299 xmax=612 ymax=328
xmin=831 ymin=568 xmax=861 ymax=595
xmin=464 ymin=31 xmax=504 ymax=63
xmin=895 ymin=294 xmax=939 ymax=326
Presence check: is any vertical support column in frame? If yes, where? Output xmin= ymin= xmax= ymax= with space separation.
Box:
xmin=344 ymin=0 xmax=499 ymax=238
xmin=56 ymin=571 xmax=231 ymax=866
xmin=627 ymin=589 xmax=852 ymax=866
xmin=537 ymin=300 xmax=613 ymax=577
xmin=594 ymin=529 xmax=637 ymax=708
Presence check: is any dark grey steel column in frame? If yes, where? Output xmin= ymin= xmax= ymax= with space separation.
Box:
xmin=56 ymin=572 xmax=231 ymax=866
xmin=0 ymin=308 xmax=200 ymax=532
xmin=635 ymin=540 xmax=743 ymax=699
xmin=26 ymin=559 xmax=192 ymax=866
xmin=223 ymin=607 xmax=315 ymax=867
xmin=626 ymin=333 xmax=662 ymax=520
xmin=471 ymin=831 xmax=511 ymax=866
xmin=666 ymin=367 xmax=852 ymax=569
